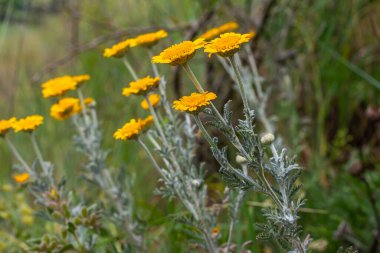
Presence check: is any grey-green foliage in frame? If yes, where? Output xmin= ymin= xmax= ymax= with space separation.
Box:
xmin=71 ymin=104 xmax=144 ymax=248
xmin=144 ymin=76 xmax=219 ymax=251
xmin=199 ymin=69 xmax=309 ymax=252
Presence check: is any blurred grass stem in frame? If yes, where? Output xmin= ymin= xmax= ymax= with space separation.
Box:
xmin=123 ymin=56 xmax=138 ymax=80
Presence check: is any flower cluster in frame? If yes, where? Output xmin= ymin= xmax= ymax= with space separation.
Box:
xmin=141 ymin=94 xmax=160 ymax=110
xmin=204 ymin=32 xmax=254 ymax=57
xmin=41 ymin=74 xmax=90 ymax=98
xmin=198 ymin=21 xmax=239 ymax=40
xmin=114 ymin=116 xmax=153 ymax=141
xmin=152 ymin=39 xmax=205 ymax=65
xmin=122 ymin=76 xmax=160 ymax=96
xmin=103 ymin=39 xmax=135 ymax=58
xmin=172 ymin=92 xmax=217 ymax=113
xmin=12 ymin=115 xmax=44 ymax=133
xmin=0 ymin=117 xmax=16 ymax=137
xmin=104 ymin=30 xmax=168 ymax=58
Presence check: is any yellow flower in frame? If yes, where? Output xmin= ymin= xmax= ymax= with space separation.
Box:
xmin=0 ymin=117 xmax=16 ymax=137
xmin=173 ymin=92 xmax=217 ymax=113
xmin=141 ymin=94 xmax=160 ymax=110
xmin=103 ymin=39 xmax=134 ymax=58
xmin=130 ymin=30 xmax=168 ymax=48
xmin=140 ymin=115 xmax=154 ymax=131
xmin=84 ymin=97 xmax=96 ymax=107
xmin=198 ymin=21 xmax=239 ymax=41
xmin=152 ymin=39 xmax=205 ymax=66
xmin=72 ymin=74 xmax=90 ymax=86
xmin=41 ymin=74 xmax=90 ymax=98
xmin=122 ymin=76 xmax=160 ymax=97
xmin=13 ymin=173 xmax=30 ymax=183
xmin=50 ymin=97 xmax=81 ymax=120
xmin=41 ymin=76 xmax=77 ymax=98
xmin=204 ymin=32 xmax=254 ymax=57
xmin=114 ymin=116 xmax=153 ymax=141
xmin=114 ymin=118 xmax=143 ymax=141
xmin=12 ymin=115 xmax=43 ymax=132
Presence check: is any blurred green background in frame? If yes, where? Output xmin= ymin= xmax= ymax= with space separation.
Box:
xmin=0 ymin=0 xmax=379 ymax=252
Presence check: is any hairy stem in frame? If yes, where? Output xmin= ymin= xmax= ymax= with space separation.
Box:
xmin=228 ymin=55 xmax=250 ymax=112
xmin=123 ymin=56 xmax=138 ymax=81
xmin=4 ymin=136 xmax=32 ymax=173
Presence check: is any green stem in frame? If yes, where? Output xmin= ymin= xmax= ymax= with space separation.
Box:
xmin=123 ymin=56 xmax=138 ymax=81
xmin=30 ymin=133 xmax=47 ymax=174
xmin=149 ymin=49 xmax=175 ymax=123
xmin=144 ymin=94 xmax=167 ymax=144
xmin=77 ymin=89 xmax=90 ymax=125
xmin=228 ymin=55 xmax=250 ymax=111
xmin=182 ymin=62 xmax=205 ymax=93
xmin=4 ymin=136 xmax=32 ymax=173
xmin=137 ymin=137 xmax=166 ymax=179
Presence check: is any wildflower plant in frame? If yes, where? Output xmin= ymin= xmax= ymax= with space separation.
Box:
xmin=0 ymin=22 xmax=314 ymax=252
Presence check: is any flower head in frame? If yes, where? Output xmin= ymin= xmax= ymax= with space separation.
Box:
xmin=152 ymin=39 xmax=205 ymax=66
xmin=0 ymin=117 xmax=16 ymax=137
xmin=13 ymin=115 xmax=44 ymax=133
xmin=114 ymin=115 xmax=154 ymax=141
xmin=41 ymin=75 xmax=90 ymax=98
xmin=140 ymin=115 xmax=154 ymax=131
xmin=13 ymin=173 xmax=30 ymax=183
xmin=41 ymin=76 xmax=77 ymax=98
xmin=141 ymin=94 xmax=160 ymax=110
xmin=260 ymin=133 xmax=275 ymax=144
xmin=198 ymin=21 xmax=239 ymax=41
xmin=72 ymin=74 xmax=90 ymax=86
xmin=103 ymin=39 xmax=134 ymax=58
xmin=50 ymin=98 xmax=81 ymax=120
xmin=130 ymin=30 xmax=168 ymax=48
xmin=122 ymin=76 xmax=160 ymax=97
xmin=173 ymin=92 xmax=217 ymax=113
xmin=204 ymin=32 xmax=254 ymax=57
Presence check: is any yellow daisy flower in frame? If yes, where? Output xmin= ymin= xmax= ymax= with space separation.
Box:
xmin=172 ymin=92 xmax=217 ymax=113
xmin=50 ymin=97 xmax=81 ymax=120
xmin=41 ymin=74 xmax=90 ymax=98
xmin=114 ymin=118 xmax=143 ymax=141
xmin=41 ymin=76 xmax=77 ymax=98
xmin=84 ymin=97 xmax=96 ymax=106
xmin=152 ymin=39 xmax=205 ymax=66
xmin=141 ymin=94 xmax=160 ymax=110
xmin=0 ymin=117 xmax=16 ymax=137
xmin=198 ymin=21 xmax=239 ymax=41
xmin=72 ymin=74 xmax=90 ymax=86
xmin=204 ymin=32 xmax=254 ymax=57
xmin=130 ymin=30 xmax=168 ymax=48
xmin=12 ymin=115 xmax=44 ymax=133
xmin=13 ymin=173 xmax=30 ymax=183
xmin=140 ymin=115 xmax=154 ymax=131
xmin=103 ymin=39 xmax=134 ymax=58
xmin=122 ymin=76 xmax=160 ymax=97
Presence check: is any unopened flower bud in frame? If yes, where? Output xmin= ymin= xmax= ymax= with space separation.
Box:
xmin=260 ymin=133 xmax=275 ymax=144
xmin=235 ymin=155 xmax=247 ymax=164
xmin=191 ymin=179 xmax=201 ymax=187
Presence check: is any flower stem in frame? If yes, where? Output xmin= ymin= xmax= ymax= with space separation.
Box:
xmin=149 ymin=49 xmax=175 ymax=123
xmin=144 ymin=94 xmax=167 ymax=143
xmin=228 ymin=55 xmax=250 ymax=111
xmin=123 ymin=56 xmax=138 ymax=81
xmin=182 ymin=62 xmax=205 ymax=93
xmin=30 ymin=133 xmax=48 ymax=175
xmin=226 ymin=190 xmax=245 ymax=251
xmin=77 ymin=88 xmax=90 ymax=125
xmin=137 ymin=137 xmax=166 ymax=179
xmin=4 ymin=136 xmax=32 ymax=173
